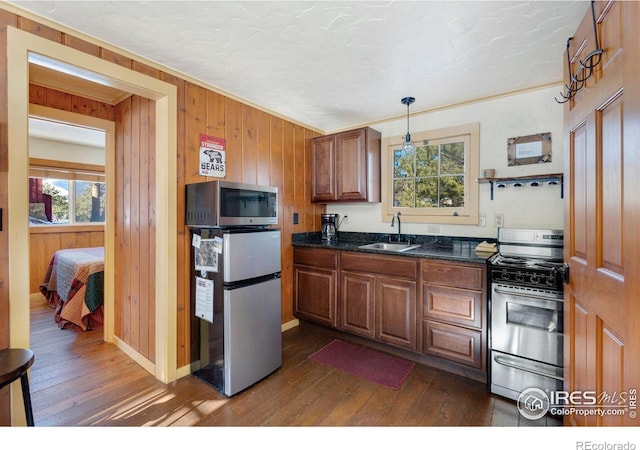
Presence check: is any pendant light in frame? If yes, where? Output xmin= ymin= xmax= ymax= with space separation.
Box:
xmin=401 ymin=96 xmax=415 ymax=152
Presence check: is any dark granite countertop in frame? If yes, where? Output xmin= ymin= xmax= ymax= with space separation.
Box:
xmin=292 ymin=231 xmax=497 ymax=264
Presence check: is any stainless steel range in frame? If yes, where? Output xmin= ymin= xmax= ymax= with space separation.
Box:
xmin=488 ymin=228 xmax=567 ymax=402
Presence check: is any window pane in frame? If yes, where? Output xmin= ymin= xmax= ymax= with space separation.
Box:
xmin=75 ymin=181 xmax=106 ymax=223
xmin=388 ymin=131 xmax=471 ymax=214
xmin=393 ymin=148 xmax=414 ymax=178
xmin=416 ymin=177 xmax=439 ymax=207
xmin=393 ymin=179 xmax=415 ymax=207
xmin=415 ymin=144 xmax=439 ymax=177
xmin=39 ymin=179 xmax=69 ymax=224
xmin=439 ymin=175 xmax=465 ymax=207
xmin=441 ymin=142 xmax=465 ymax=175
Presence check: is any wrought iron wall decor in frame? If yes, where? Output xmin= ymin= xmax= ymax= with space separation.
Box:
xmin=555 ymin=1 xmax=604 ymax=104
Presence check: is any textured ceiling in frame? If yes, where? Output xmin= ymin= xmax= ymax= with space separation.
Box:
xmin=11 ymin=1 xmax=590 ymax=133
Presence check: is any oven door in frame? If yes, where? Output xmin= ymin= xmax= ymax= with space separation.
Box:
xmin=491 ymin=283 xmax=564 ymax=367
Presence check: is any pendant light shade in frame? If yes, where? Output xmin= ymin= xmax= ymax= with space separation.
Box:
xmin=401 ymin=97 xmax=415 ymax=152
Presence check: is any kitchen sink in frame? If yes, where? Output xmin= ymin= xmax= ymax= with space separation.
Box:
xmin=358 ymin=242 xmax=422 ymax=252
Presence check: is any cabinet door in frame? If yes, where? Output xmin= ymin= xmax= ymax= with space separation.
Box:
xmin=375 ymin=276 xmax=417 ymax=350
xmin=294 ymin=265 xmax=337 ymax=327
xmin=340 ymin=271 xmax=375 ymax=338
xmin=311 ymin=135 xmax=336 ymax=202
xmin=335 ymin=128 xmax=367 ymax=201
xmin=423 ymin=320 xmax=483 ymax=369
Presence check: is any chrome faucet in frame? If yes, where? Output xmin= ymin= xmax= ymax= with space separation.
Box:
xmin=391 ymin=212 xmax=401 ymax=242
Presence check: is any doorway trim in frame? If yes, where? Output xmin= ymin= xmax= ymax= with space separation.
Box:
xmin=7 ymin=27 xmax=178 ymax=423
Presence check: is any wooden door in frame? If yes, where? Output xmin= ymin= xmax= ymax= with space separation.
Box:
xmin=310 ymin=135 xmax=336 ymax=202
xmin=340 ymin=271 xmax=376 ymax=338
xmin=293 ymin=264 xmax=337 ymax=327
xmin=375 ymin=276 xmax=417 ymax=351
xmin=564 ymin=0 xmax=640 ymax=426
xmin=335 ymin=128 xmax=367 ymax=201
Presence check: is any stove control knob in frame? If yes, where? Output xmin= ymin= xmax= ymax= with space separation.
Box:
xmin=515 ymin=272 xmax=524 ymax=282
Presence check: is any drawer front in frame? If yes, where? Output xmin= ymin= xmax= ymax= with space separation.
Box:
xmin=293 ymin=247 xmax=338 ymax=269
xmin=341 ymin=252 xmax=417 ymax=279
xmin=423 ymin=285 xmax=482 ymax=329
xmin=421 ymin=260 xmax=485 ymax=290
xmin=423 ymin=320 xmax=483 ymax=368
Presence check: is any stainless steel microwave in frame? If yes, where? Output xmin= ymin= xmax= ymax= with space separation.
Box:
xmin=185 ymin=180 xmax=278 ymax=228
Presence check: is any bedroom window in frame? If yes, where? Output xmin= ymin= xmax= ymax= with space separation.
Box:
xmin=381 ymin=123 xmax=480 ymax=225
xmin=29 ymin=158 xmax=106 ymax=226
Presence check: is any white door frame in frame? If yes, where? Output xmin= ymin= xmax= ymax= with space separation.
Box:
xmin=7 ymin=27 xmax=178 ymax=424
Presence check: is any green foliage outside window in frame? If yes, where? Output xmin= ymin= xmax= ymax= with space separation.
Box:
xmin=42 ymin=181 xmax=69 ymax=223
xmin=393 ymin=141 xmax=465 ymax=208
xmin=37 ymin=179 xmax=105 ymax=224
xmin=75 ymin=181 xmax=106 ymax=223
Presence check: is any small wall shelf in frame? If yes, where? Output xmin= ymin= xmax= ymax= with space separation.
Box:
xmin=477 ymin=173 xmax=564 ymax=200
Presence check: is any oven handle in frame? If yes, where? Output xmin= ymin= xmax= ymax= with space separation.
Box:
xmin=493 ymin=354 xmax=563 ymax=381
xmin=493 ymin=285 xmax=563 ymax=302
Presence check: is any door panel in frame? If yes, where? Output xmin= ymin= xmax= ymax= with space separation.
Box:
xmin=564 ymin=0 xmax=638 ymax=427
xmin=599 ymin=321 xmax=625 ymax=426
xmin=571 ymin=123 xmax=588 ymax=262
xmin=599 ymin=95 xmax=624 ymax=274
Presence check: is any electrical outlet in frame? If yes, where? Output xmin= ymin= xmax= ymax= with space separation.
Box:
xmin=495 ymin=213 xmax=504 ymax=228
xmin=479 ymin=214 xmax=486 ymax=227
xmin=342 ymin=215 xmax=348 ymax=224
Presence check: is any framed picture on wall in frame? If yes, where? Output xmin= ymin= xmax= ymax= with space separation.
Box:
xmin=507 ymin=132 xmax=552 ymax=166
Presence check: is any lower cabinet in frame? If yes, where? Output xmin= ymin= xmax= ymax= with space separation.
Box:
xmin=340 ymin=271 xmax=375 ymax=338
xmin=421 ymin=260 xmax=486 ymax=373
xmin=375 ymin=276 xmax=416 ymax=350
xmin=340 ymin=271 xmax=417 ymax=350
xmin=340 ymin=252 xmax=418 ymax=351
xmin=293 ymin=246 xmax=487 ymax=382
xmin=293 ymin=248 xmax=338 ymax=327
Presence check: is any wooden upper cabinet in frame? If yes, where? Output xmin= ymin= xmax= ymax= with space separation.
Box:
xmin=311 ymin=127 xmax=381 ymax=202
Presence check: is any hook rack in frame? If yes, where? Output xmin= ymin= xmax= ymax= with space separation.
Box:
xmin=477 ymin=173 xmax=564 ymax=200
xmin=555 ymin=1 xmax=604 ymax=104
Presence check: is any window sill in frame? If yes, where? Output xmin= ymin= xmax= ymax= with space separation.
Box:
xmin=29 ymin=224 xmax=105 ymax=234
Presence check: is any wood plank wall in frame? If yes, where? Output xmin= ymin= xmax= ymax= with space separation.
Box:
xmin=179 ymin=86 xmax=325 ymax=361
xmin=1 ymin=6 xmax=325 ymax=382
xmin=114 ymin=95 xmax=156 ymax=361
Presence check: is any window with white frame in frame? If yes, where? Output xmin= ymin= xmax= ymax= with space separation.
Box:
xmin=381 ymin=123 xmax=480 ymax=225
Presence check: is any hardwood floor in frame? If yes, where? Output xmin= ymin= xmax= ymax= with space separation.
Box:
xmin=28 ymin=296 xmax=553 ymax=428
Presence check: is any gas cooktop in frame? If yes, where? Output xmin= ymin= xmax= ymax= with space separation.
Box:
xmin=490 ymin=255 xmax=564 ymax=270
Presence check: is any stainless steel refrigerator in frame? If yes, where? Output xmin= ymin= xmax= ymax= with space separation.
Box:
xmin=190 ymin=227 xmax=282 ymax=396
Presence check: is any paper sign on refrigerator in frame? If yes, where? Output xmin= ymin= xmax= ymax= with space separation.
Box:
xmin=194 ymin=277 xmax=214 ymax=323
